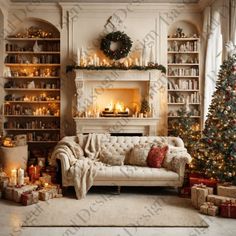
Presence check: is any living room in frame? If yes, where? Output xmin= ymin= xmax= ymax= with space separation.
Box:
xmin=0 ymin=0 xmax=236 ymax=235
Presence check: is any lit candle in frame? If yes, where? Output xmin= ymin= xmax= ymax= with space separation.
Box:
xmin=44 ymin=182 xmax=49 ymax=188
xmin=17 ymin=168 xmax=24 ymax=186
xmin=124 ymin=60 xmax=129 ymax=68
xmin=11 ymin=169 xmax=17 ymax=186
xmin=77 ymin=47 xmax=80 ymax=65
xmin=93 ymin=54 xmax=97 ymax=66
xmin=125 ymin=108 xmax=130 ymax=114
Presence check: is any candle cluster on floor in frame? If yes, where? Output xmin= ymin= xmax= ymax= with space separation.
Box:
xmin=0 ymin=165 xmax=63 ymax=206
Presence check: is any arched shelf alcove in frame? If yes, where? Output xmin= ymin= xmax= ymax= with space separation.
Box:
xmin=8 ymin=17 xmax=60 ymax=38
xmin=167 ymin=20 xmax=202 ymax=136
xmin=168 ymin=20 xmax=199 ymax=38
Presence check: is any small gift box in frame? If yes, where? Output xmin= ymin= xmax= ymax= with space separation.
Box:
xmin=13 ymin=185 xmax=38 ymax=203
xmin=39 ymin=174 xmax=52 ymax=185
xmin=39 ymin=188 xmax=58 ymax=201
xmin=220 ymin=201 xmax=236 ymax=218
xmin=191 ymin=184 xmax=214 ymax=209
xmin=200 ymin=202 xmax=219 ymax=216
xmin=207 ymin=194 xmax=234 ymax=206
xmin=217 ymin=183 xmax=236 ymax=198
xmin=21 ymin=191 xmax=39 ymax=206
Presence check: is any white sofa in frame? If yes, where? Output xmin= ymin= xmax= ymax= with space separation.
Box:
xmin=54 ymin=135 xmax=191 ymax=192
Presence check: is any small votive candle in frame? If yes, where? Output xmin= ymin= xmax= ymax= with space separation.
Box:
xmin=44 ymin=182 xmax=49 ymax=188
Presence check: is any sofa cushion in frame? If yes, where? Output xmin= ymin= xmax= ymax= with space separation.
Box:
xmin=127 ymin=143 xmax=151 ymax=166
xmin=95 ymin=165 xmax=179 ymax=181
xmin=99 ymin=148 xmax=125 ymax=166
xmin=147 ymin=145 xmax=168 ymax=168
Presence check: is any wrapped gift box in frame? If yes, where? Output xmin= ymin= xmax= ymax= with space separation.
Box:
xmin=39 ymin=174 xmax=52 ymax=185
xmin=39 ymin=188 xmax=58 ymax=201
xmin=21 ymin=191 xmax=39 ymax=206
xmin=190 ymin=177 xmax=218 ymax=188
xmin=217 ymin=184 xmax=236 ymax=198
xmin=13 ymin=185 xmax=38 ymax=203
xmin=200 ymin=202 xmax=219 ymax=216
xmin=207 ymin=194 xmax=235 ymax=206
xmin=191 ymin=184 xmax=214 ymax=209
xmin=220 ymin=201 xmax=236 ymax=218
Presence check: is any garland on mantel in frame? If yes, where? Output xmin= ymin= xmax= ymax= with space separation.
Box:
xmin=66 ymin=64 xmax=166 ymax=74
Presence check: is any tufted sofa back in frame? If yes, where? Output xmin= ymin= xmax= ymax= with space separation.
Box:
xmin=100 ymin=136 xmax=185 ymax=161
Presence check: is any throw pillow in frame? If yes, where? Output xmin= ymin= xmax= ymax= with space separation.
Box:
xmin=128 ymin=143 xmax=153 ymax=166
xmin=147 ymin=145 xmax=168 ymax=168
xmin=99 ymin=149 xmax=125 ymax=166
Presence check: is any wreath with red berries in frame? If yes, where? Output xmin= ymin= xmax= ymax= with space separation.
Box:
xmin=100 ymin=31 xmax=132 ymax=60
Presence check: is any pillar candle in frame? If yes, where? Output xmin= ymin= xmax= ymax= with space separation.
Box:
xmin=17 ymin=168 xmax=24 ymax=186
xmin=77 ymin=47 xmax=80 ymax=65
xmin=11 ymin=169 xmax=17 ymax=186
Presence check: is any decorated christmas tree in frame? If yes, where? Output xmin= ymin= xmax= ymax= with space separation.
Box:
xmin=191 ymin=54 xmax=236 ymax=182
xmin=169 ymin=107 xmax=201 ymax=157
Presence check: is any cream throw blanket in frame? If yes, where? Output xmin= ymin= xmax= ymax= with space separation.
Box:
xmin=51 ymin=134 xmax=107 ymax=199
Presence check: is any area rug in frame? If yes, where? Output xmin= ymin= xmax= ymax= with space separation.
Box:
xmin=22 ymin=193 xmax=208 ymax=227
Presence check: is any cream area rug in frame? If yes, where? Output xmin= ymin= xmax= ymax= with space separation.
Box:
xmin=22 ymin=192 xmax=208 ymax=227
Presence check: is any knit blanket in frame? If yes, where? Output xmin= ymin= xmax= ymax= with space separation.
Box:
xmin=51 ymin=134 xmax=108 ymax=199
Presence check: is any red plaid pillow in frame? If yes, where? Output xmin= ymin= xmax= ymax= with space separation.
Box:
xmin=147 ymin=145 xmax=168 ymax=168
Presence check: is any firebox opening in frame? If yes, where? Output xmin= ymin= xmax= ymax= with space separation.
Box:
xmin=94 ymin=88 xmax=141 ymax=117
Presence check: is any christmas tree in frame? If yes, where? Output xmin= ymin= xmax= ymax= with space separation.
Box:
xmin=169 ymin=107 xmax=201 ymax=157
xmin=191 ymin=54 xmax=236 ymax=182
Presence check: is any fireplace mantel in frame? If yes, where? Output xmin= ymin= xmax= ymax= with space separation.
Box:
xmin=73 ymin=69 xmax=167 ymax=136
xmin=74 ymin=117 xmax=159 ymax=135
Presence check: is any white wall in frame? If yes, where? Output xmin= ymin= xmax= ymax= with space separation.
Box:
xmin=1 ymin=1 xmax=204 ymax=136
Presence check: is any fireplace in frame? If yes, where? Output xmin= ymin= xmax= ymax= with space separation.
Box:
xmin=74 ymin=70 xmax=167 ymax=135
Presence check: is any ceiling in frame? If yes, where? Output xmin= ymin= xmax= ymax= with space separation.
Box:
xmin=11 ymin=0 xmax=200 ymax=3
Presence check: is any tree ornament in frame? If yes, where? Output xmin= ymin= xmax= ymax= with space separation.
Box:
xmin=100 ymin=31 xmax=132 ymax=60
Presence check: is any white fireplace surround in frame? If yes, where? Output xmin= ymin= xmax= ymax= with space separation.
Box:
xmin=74 ymin=70 xmax=167 ymax=135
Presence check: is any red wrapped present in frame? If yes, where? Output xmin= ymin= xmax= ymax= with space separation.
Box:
xmin=190 ymin=177 xmax=218 ymax=188
xmin=220 ymin=201 xmax=236 ymax=218
xmin=21 ymin=191 xmax=39 ymax=206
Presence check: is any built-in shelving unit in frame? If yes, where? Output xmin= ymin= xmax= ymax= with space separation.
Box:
xmin=3 ymin=23 xmax=61 ymax=153
xmin=167 ymin=22 xmax=202 ymax=133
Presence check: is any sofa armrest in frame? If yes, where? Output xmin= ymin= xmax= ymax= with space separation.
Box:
xmin=55 ymin=151 xmax=70 ymax=172
xmin=170 ymin=154 xmax=192 ymax=178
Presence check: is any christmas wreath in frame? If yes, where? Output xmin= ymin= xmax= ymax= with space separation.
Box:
xmin=100 ymin=31 xmax=132 ymax=60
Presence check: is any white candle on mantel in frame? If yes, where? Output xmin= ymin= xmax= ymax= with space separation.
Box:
xmin=17 ymin=168 xmax=24 ymax=186
xmin=11 ymin=169 xmax=17 ymax=186
xmin=77 ymin=47 xmax=80 ymax=65
xmin=135 ymin=58 xmax=139 ymax=66
xmin=94 ymin=54 xmax=97 ymax=66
